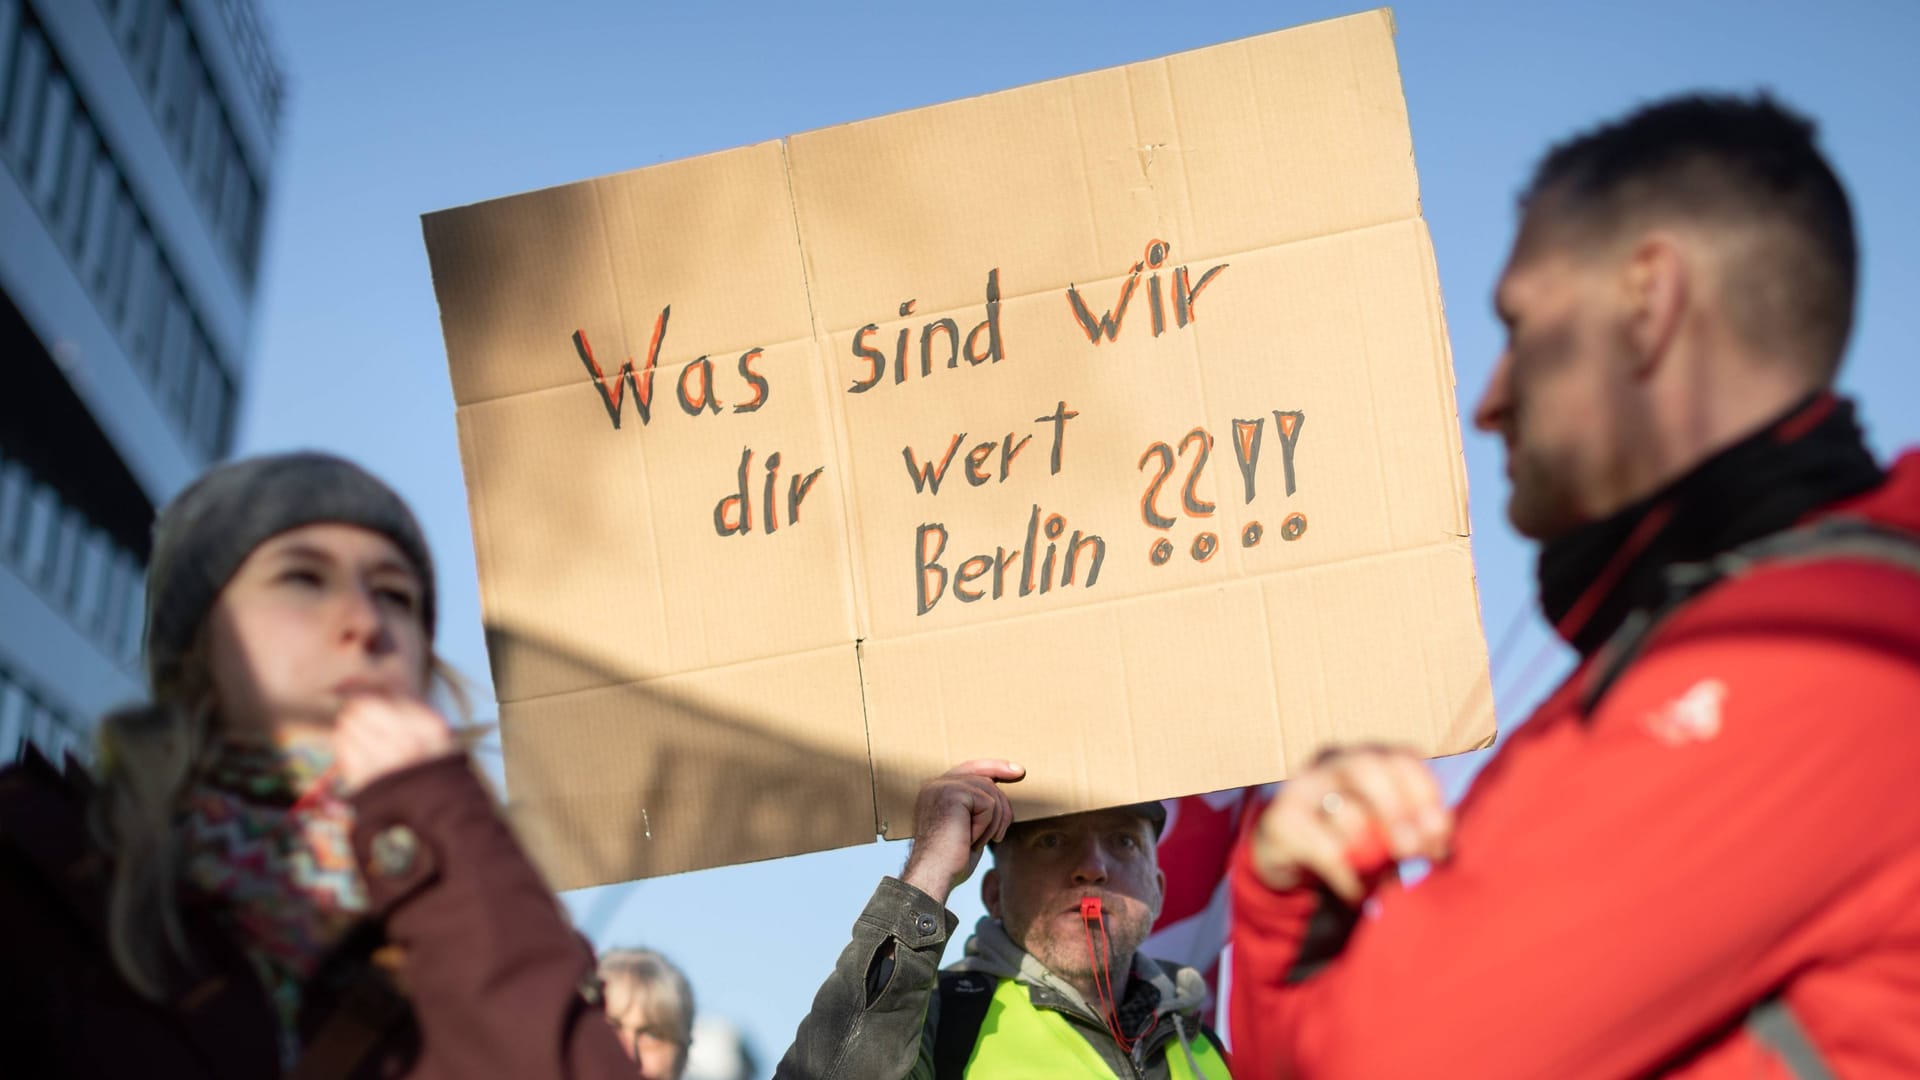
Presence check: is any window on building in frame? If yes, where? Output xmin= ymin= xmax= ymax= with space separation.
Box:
xmin=108 ymin=558 xmax=135 ymax=648
xmin=136 ymin=260 xmax=171 ymax=382
xmin=2 ymin=2 xmax=248 ymax=462
xmin=55 ymin=110 xmax=96 ymax=253
xmin=0 ymin=668 xmax=27 ymax=760
xmin=120 ymin=561 xmax=147 ymax=663
xmin=157 ymin=9 xmax=187 ymax=139
xmin=67 ymin=523 xmax=102 ymax=618
xmin=103 ymin=187 xmax=136 ymax=321
xmin=239 ymin=176 xmax=264 ymax=269
xmin=81 ymin=151 xmax=116 ymax=284
xmin=24 ymin=699 xmax=54 ymax=760
xmin=0 ymin=446 xmax=149 ymax=663
xmin=191 ymin=73 xmax=220 ymax=204
xmin=124 ymin=226 xmax=159 ymax=367
xmin=131 ymin=0 xmax=165 ymax=93
xmin=212 ymin=367 xmax=235 ymax=455
xmin=2 ymin=20 xmax=46 ymax=172
xmin=30 ymin=66 xmax=72 ymax=210
xmin=40 ymin=503 xmax=79 ymax=596
xmin=220 ymin=149 xmax=249 ymax=256
xmin=8 ymin=481 xmax=53 ymax=580
xmin=95 ymin=0 xmax=267 ymax=283
xmin=188 ymin=335 xmax=224 ymax=456
xmin=0 ymin=454 xmax=24 ymax=550
xmin=155 ymin=289 xmax=192 ymax=420
xmin=0 ymin=0 xmax=21 ymax=127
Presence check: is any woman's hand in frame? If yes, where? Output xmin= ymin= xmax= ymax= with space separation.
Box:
xmin=333 ymin=692 xmax=459 ymax=792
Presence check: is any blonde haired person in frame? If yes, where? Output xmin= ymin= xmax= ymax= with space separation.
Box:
xmin=0 ymin=452 xmax=637 ymax=1077
xmin=599 ymin=948 xmax=695 ymax=1079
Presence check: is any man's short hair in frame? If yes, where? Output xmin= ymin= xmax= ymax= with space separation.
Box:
xmin=1518 ymin=92 xmax=1857 ymax=379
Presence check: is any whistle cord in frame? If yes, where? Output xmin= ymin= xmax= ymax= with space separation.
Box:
xmin=1080 ymin=897 xmax=1157 ymax=1055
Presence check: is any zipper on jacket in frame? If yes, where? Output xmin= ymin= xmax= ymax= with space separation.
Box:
xmin=1033 ymin=995 xmax=1161 ymax=1078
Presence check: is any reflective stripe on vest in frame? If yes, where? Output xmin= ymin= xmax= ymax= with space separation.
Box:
xmin=961 ymin=977 xmax=1232 ymax=1078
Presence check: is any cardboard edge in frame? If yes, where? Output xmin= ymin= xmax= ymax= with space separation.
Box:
xmin=1413 ymin=217 xmax=1472 ymax=539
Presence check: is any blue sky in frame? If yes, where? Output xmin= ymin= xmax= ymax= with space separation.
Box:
xmin=241 ymin=0 xmax=1920 ymax=1065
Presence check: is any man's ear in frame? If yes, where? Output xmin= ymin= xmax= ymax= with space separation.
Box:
xmin=982 ymin=867 xmax=1002 ymax=919
xmin=1152 ymin=868 xmax=1167 ymax=920
xmin=1622 ymin=234 xmax=1689 ymax=377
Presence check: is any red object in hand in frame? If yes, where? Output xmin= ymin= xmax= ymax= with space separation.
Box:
xmin=1345 ymin=822 xmax=1394 ymax=877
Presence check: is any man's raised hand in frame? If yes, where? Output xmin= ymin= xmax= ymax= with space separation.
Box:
xmin=899 ymin=759 xmax=1025 ymax=906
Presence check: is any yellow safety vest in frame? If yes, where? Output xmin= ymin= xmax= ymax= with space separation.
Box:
xmin=960 ymin=977 xmax=1233 ymax=1078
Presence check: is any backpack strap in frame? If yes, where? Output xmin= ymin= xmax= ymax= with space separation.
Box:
xmin=1746 ymin=995 xmax=1836 ymax=1080
xmin=932 ymin=971 xmax=997 ymax=1080
xmin=1581 ymin=516 xmax=1920 ymax=713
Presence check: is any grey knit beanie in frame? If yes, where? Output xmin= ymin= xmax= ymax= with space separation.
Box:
xmin=144 ymin=452 xmax=436 ymax=698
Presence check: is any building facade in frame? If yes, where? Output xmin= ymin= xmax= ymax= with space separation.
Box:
xmin=0 ymin=0 xmax=280 ymax=761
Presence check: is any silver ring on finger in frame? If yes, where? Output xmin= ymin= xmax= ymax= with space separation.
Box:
xmin=1318 ymin=790 xmax=1345 ymax=819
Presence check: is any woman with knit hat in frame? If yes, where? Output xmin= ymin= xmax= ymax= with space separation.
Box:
xmin=0 ymin=452 xmax=637 ymax=1077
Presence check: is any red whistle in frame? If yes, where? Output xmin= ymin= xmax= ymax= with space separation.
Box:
xmin=1080 ymin=896 xmax=1103 ymax=920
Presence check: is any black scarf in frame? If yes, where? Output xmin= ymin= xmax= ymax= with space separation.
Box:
xmin=1537 ymin=393 xmax=1884 ymax=657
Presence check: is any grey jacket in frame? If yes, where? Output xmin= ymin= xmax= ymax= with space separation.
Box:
xmin=775 ymin=877 xmax=1219 ymax=1079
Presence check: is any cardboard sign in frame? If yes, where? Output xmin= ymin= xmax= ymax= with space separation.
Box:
xmin=424 ymin=9 xmax=1492 ymax=890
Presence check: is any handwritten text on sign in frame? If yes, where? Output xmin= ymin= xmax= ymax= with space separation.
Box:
xmin=567 ymin=240 xmax=1308 ymax=619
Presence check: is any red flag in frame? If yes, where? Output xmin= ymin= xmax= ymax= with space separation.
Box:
xmin=1143 ymin=784 xmax=1278 ymax=1028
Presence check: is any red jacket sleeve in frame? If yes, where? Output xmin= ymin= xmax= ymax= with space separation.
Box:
xmin=351 ymin=754 xmax=635 ymax=1078
xmin=1230 ymin=566 xmax=1920 ymax=1079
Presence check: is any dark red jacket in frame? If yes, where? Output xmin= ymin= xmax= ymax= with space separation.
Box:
xmin=0 ymin=752 xmax=637 ymax=1078
xmin=1229 ymin=451 xmax=1920 ymax=1079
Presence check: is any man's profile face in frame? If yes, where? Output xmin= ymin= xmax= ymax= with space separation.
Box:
xmin=983 ymin=809 xmax=1165 ymax=986
xmin=1475 ymin=222 xmax=1641 ymax=540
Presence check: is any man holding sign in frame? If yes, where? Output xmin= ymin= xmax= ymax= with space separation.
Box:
xmin=777 ymin=761 xmax=1231 ymax=1079
xmin=1230 ymin=95 xmax=1920 ymax=1077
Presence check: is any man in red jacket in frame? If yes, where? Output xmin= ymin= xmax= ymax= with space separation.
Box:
xmin=1229 ymin=93 xmax=1920 ymax=1078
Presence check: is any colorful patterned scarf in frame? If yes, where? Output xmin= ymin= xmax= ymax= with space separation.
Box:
xmin=180 ymin=736 xmax=368 ymax=1066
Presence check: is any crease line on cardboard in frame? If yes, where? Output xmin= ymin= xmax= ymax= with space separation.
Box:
xmin=459 ymin=418 xmax=505 ymax=714
xmin=853 ymin=636 xmax=884 ymax=837
xmin=780 ymin=134 xmax=878 ymax=650
xmin=1354 ymin=247 xmax=1406 ymax=550
xmin=1304 ymin=573 xmax=1338 ymax=766
xmin=780 ymin=134 xmax=887 ymax=816
xmin=1067 ymin=86 xmax=1105 ymax=283
xmin=1254 ymin=580 xmax=1290 ymax=781
xmin=1162 ymin=56 xmax=1200 ymax=256
xmin=1109 ymin=609 xmax=1146 ymax=802
xmin=588 ymin=179 xmax=675 ymax=664
xmin=1414 ymin=218 xmax=1474 ymax=534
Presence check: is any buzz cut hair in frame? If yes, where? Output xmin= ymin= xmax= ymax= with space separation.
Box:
xmin=1518 ymin=92 xmax=1857 ymax=379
